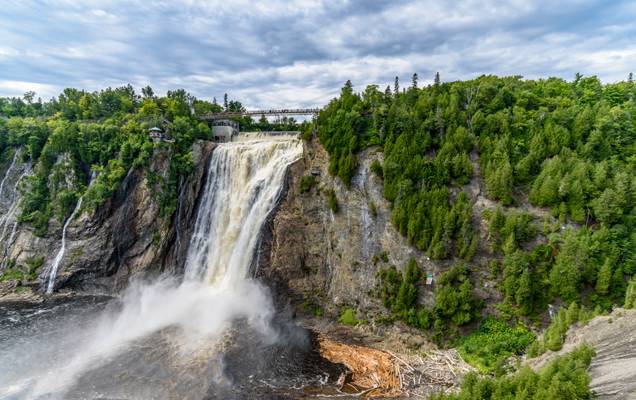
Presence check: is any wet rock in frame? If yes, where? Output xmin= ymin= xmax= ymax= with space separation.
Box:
xmin=0 ymin=280 xmax=19 ymax=296
xmin=1 ymin=141 xmax=215 ymax=294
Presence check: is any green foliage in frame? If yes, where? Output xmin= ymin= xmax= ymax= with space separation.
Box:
xmin=501 ymin=245 xmax=552 ymax=316
xmin=315 ymin=75 xmax=635 ymax=313
xmin=528 ymin=303 xmax=594 ymax=356
xmin=0 ymin=256 xmax=43 ymax=282
xmin=434 ymin=264 xmax=480 ymax=330
xmin=433 ymin=345 xmax=595 ymax=400
xmin=299 ymin=175 xmax=316 ymax=194
xmin=488 ymin=207 xmax=537 ymax=254
xmin=302 ymin=296 xmax=324 ymax=317
xmin=625 ymin=278 xmax=636 ymax=309
xmin=327 ymin=189 xmax=339 ymax=213
xmin=1 ymin=86 xmax=241 ymax=235
xmin=369 ymin=159 xmax=383 ymax=178
xmin=376 ymin=259 xmax=433 ymax=331
xmin=338 ymin=308 xmax=359 ymax=326
xmin=377 ymin=260 xmax=479 ymax=337
xmin=458 ymin=318 xmax=535 ymax=374
xmin=316 ymin=80 xmax=369 ymax=186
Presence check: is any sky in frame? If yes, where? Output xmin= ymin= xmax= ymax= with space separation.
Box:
xmin=0 ymin=0 xmax=635 ymax=109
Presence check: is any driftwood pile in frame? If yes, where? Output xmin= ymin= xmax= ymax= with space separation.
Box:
xmin=392 ymin=349 xmax=473 ymax=398
xmin=318 ymin=335 xmax=473 ymax=398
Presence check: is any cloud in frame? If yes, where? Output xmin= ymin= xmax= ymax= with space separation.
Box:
xmin=0 ymin=80 xmax=60 ymax=99
xmin=0 ymin=0 xmax=634 ymax=108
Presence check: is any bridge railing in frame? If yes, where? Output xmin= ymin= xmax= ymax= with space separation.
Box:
xmin=199 ymin=108 xmax=320 ymax=121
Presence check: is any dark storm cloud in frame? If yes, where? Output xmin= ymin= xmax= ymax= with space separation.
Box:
xmin=0 ymin=0 xmax=634 ymax=108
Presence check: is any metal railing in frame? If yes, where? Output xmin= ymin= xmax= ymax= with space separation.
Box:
xmin=199 ymin=108 xmax=320 ymax=121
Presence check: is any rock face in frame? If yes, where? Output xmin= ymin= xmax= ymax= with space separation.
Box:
xmin=1 ymin=136 xmax=440 ymax=312
xmin=0 ymin=141 xmax=215 ymax=294
xmin=258 ymin=137 xmax=443 ymax=317
xmin=527 ymin=308 xmax=636 ymax=400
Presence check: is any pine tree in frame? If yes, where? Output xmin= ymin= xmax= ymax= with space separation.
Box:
xmin=412 ymin=73 xmax=418 ymax=89
xmin=434 ymin=72 xmax=440 ymax=88
xmin=516 ymin=269 xmax=533 ymax=315
xmin=384 ymin=85 xmax=392 ymax=99
xmin=223 ymin=93 xmax=228 ymax=111
xmin=595 ymin=258 xmax=613 ymax=295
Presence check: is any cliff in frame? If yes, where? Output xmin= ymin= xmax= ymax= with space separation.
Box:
xmin=0 ymin=141 xmax=214 ymax=296
xmin=258 ymin=137 xmax=446 ymax=318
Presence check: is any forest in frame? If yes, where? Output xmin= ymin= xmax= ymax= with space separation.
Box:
xmin=2 ymin=74 xmax=635 ymax=390
xmin=0 ymin=87 xmax=300 ymax=236
xmin=314 ymin=73 xmax=636 ymax=360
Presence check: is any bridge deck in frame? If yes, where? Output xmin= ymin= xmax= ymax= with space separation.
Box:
xmin=199 ymin=108 xmax=320 ymax=121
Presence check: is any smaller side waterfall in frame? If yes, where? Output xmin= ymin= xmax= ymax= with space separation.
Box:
xmin=0 ymin=168 xmax=30 ymax=240
xmin=45 ymin=172 xmax=96 ymax=294
xmin=0 ymin=149 xmax=18 ymax=198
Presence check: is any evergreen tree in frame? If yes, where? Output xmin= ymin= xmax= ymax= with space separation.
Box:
xmin=595 ymin=258 xmax=613 ymax=295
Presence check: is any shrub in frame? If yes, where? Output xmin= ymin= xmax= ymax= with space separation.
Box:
xmin=0 ymin=257 xmax=44 ymax=282
xmin=458 ymin=318 xmax=535 ymax=374
xmin=327 ymin=189 xmax=339 ymax=213
xmin=299 ymin=175 xmax=315 ymax=194
xmin=528 ymin=302 xmax=594 ymax=356
xmin=369 ymin=200 xmax=377 ymax=218
xmin=339 ymin=308 xmax=359 ymax=326
xmin=432 ymin=345 xmax=595 ymax=400
xmin=370 ymin=159 xmax=383 ymax=178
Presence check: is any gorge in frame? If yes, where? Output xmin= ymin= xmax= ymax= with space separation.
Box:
xmin=0 ymin=134 xmax=344 ymax=399
xmin=1 ymin=75 xmax=635 ymax=399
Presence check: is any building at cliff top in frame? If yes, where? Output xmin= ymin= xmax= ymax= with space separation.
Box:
xmin=212 ymin=119 xmax=239 ymax=142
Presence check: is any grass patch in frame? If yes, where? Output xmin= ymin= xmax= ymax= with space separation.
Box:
xmin=458 ymin=318 xmax=535 ymax=374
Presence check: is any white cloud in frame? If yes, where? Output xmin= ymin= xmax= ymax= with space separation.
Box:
xmin=0 ymin=0 xmax=634 ymax=107
xmin=0 ymin=80 xmax=60 ymax=99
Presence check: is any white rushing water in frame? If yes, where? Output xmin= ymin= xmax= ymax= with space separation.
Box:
xmin=45 ymin=171 xmax=97 ymax=294
xmin=0 ymin=148 xmax=18 ymax=199
xmin=21 ymin=134 xmax=303 ymax=397
xmin=0 ymin=168 xmax=30 ymax=243
xmin=185 ymin=133 xmax=303 ymax=286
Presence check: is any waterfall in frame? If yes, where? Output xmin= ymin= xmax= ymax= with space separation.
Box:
xmin=0 ymin=168 xmax=30 ymax=240
xmin=185 ymin=133 xmax=303 ymax=286
xmin=45 ymin=171 xmax=97 ymax=294
xmin=0 ymin=148 xmax=18 ymax=198
xmin=24 ymin=134 xmax=303 ymax=397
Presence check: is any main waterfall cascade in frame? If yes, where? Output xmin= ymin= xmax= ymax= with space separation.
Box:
xmin=185 ymin=133 xmax=303 ymax=285
xmin=0 ymin=134 xmax=307 ymax=399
